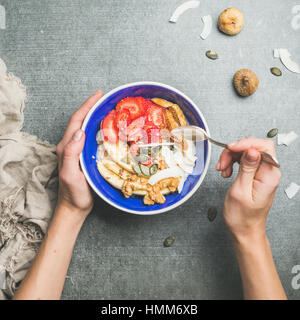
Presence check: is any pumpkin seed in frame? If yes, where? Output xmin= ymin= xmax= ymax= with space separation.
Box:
xmin=164 ymin=236 xmax=175 ymax=247
xmin=149 ymin=146 xmax=161 ymax=158
xmin=206 ymin=50 xmax=218 ymax=60
xmin=207 ymin=207 xmax=217 ymax=222
xmin=150 ymin=164 xmax=158 ymax=175
xmin=140 ymin=164 xmax=151 ymax=176
xmin=139 ymin=147 xmax=148 ymax=155
xmin=267 ymin=128 xmax=278 ymax=138
xmin=169 ymin=145 xmax=175 ymax=151
xmin=270 ymin=67 xmax=282 ymax=76
xmin=135 ymin=154 xmax=150 ymax=163
xmin=132 ymin=163 xmax=142 ymax=176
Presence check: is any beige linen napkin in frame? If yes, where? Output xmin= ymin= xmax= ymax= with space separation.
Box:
xmin=0 ymin=58 xmax=58 ymax=299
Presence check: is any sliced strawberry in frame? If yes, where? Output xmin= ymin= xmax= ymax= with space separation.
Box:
xmin=115 ymin=109 xmax=131 ymax=141
xmin=127 ymin=116 xmax=146 ymax=131
xmin=118 ymin=129 xmax=127 ymax=142
xmin=116 ymin=97 xmax=145 ymax=120
xmin=145 ymin=103 xmax=165 ymax=129
xmin=143 ymin=120 xmax=158 ymax=133
xmin=101 ymin=110 xmax=118 ymax=143
xmin=147 ymin=127 xmax=162 ymax=144
xmin=127 ymin=116 xmax=146 ymax=142
xmin=128 ymin=129 xmax=147 ymax=143
xmin=130 ymin=142 xmax=140 ymax=158
xmin=130 ymin=142 xmax=153 ymax=166
xmin=142 ymin=121 xmax=159 ymax=144
xmin=115 ymin=109 xmax=131 ymax=129
xmin=136 ymin=97 xmax=148 ymax=114
xmin=140 ymin=155 xmax=153 ymax=166
xmin=140 ymin=98 xmax=156 ymax=114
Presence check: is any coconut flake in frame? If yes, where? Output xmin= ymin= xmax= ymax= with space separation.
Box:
xmin=291 ymin=5 xmax=300 ymax=31
xmin=277 ymin=131 xmax=298 ymax=146
xmin=274 ymin=48 xmax=300 ymax=74
xmin=96 ymin=144 xmax=105 ymax=161
xmin=184 ymin=154 xmax=197 ymax=166
xmin=273 ymin=49 xmax=280 ymax=58
xmin=200 ymin=15 xmax=212 ymax=40
xmin=183 ymin=140 xmax=197 ymax=165
xmin=160 ymin=143 xmax=197 ymax=192
xmin=169 ymin=0 xmax=200 ymax=23
xmin=174 ymin=150 xmax=194 ymax=174
xmin=285 ymin=182 xmax=300 ymax=199
xmin=148 ymin=167 xmax=185 ymax=186
xmin=0 ymin=5 xmax=6 ymax=30
xmin=178 ymin=174 xmax=188 ymax=193
xmin=161 ymin=146 xmax=177 ymax=168
xmin=96 ymin=130 xmax=103 ymax=144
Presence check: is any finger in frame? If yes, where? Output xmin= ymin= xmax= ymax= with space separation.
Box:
xmin=61 ymin=90 xmax=103 ymax=146
xmin=253 ymin=167 xmax=281 ymax=200
xmin=216 ymin=149 xmax=232 ymax=171
xmin=228 ymin=137 xmax=282 ymax=189
xmin=255 ymin=162 xmax=282 ymax=190
xmin=228 ymin=137 xmax=276 ymax=157
xmin=235 ymin=138 xmax=280 ymax=183
xmin=235 ymin=148 xmax=261 ymax=192
xmin=61 ymin=129 xmax=85 ymax=175
xmin=216 ymin=149 xmax=240 ymax=171
xmin=72 ymin=90 xmax=103 ymax=122
xmin=221 ymin=165 xmax=233 ymax=178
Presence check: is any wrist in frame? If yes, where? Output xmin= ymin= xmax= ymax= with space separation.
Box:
xmin=53 ymin=203 xmax=88 ymax=227
xmin=231 ymin=231 xmax=269 ymax=253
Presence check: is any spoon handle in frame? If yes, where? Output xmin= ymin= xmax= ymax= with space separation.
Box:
xmin=259 ymin=151 xmax=280 ymax=168
xmin=207 ymin=137 xmax=228 ymax=149
xmin=207 ymin=138 xmax=280 ymax=168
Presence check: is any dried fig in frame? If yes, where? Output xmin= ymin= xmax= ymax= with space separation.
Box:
xmin=218 ymin=8 xmax=244 ymax=35
xmin=233 ymin=69 xmax=259 ymax=97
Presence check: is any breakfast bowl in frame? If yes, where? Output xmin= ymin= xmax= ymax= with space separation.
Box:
xmin=80 ymin=82 xmax=211 ymax=215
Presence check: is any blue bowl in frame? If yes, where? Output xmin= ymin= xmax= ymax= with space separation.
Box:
xmin=80 ymin=82 xmax=211 ymax=215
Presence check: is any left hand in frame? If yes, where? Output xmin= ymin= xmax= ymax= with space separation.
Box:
xmin=56 ymin=90 xmax=103 ymax=218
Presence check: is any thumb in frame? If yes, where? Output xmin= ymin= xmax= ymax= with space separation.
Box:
xmin=62 ymin=129 xmax=85 ymax=172
xmin=236 ymin=148 xmax=261 ymax=190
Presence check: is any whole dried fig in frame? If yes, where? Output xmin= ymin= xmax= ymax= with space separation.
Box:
xmin=218 ymin=8 xmax=244 ymax=35
xmin=233 ymin=69 xmax=259 ymax=97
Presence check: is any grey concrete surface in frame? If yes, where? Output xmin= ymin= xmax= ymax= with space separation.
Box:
xmin=0 ymin=0 xmax=299 ymax=299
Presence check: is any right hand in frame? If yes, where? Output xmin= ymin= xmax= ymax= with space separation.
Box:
xmin=216 ymin=138 xmax=282 ymax=241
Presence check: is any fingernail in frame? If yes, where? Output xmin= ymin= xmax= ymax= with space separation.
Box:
xmin=228 ymin=141 xmax=237 ymax=147
xmin=73 ymin=129 xmax=83 ymax=142
xmin=245 ymin=149 xmax=259 ymax=163
xmin=221 ymin=171 xmax=227 ymax=178
xmin=216 ymin=161 xmax=221 ymax=170
xmin=96 ymin=89 xmax=103 ymax=95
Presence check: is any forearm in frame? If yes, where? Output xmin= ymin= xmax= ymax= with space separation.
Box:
xmin=14 ymin=206 xmax=85 ymax=300
xmin=232 ymin=233 xmax=287 ymax=300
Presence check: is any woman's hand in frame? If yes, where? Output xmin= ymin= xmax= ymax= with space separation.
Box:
xmin=56 ymin=90 xmax=103 ymax=219
xmin=216 ymin=138 xmax=286 ymax=299
xmin=216 ymin=137 xmax=281 ymax=241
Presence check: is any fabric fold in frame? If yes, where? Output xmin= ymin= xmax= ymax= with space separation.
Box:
xmin=0 ymin=58 xmax=58 ymax=299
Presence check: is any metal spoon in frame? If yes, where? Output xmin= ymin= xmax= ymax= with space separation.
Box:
xmin=171 ymin=125 xmax=280 ymax=168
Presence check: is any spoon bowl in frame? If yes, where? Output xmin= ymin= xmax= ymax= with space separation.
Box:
xmin=171 ymin=125 xmax=280 ymax=168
